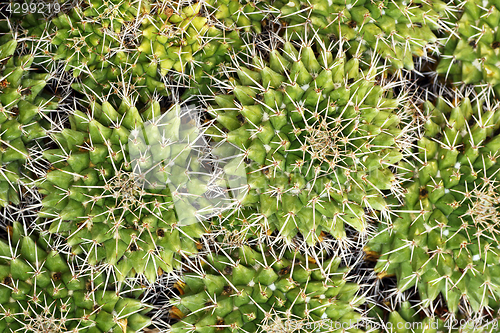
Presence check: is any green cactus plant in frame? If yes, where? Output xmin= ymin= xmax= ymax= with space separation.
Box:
xmin=370 ymin=301 xmax=500 ymax=333
xmin=36 ymin=97 xmax=225 ymax=282
xmin=204 ymin=0 xmax=267 ymax=33
xmin=7 ymin=0 xmax=500 ymax=330
xmin=436 ymin=0 xmax=500 ymax=96
xmin=366 ymin=95 xmax=500 ymax=315
xmin=48 ymin=1 xmax=160 ymax=101
xmin=204 ymin=36 xmax=415 ymax=246
xmin=169 ymin=244 xmax=365 ymax=333
xmin=0 ymin=221 xmax=152 ymax=333
xmin=26 ymin=0 xmax=248 ymax=103
xmin=0 ymin=35 xmax=58 ymax=207
xmin=269 ymin=0 xmax=450 ymax=71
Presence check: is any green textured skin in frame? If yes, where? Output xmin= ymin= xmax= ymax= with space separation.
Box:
xmin=205 ymin=41 xmax=412 ymax=245
xmin=10 ymin=10 xmax=55 ymax=63
xmin=367 ymin=97 xmax=500 ymax=314
xmin=0 ymin=35 xmax=58 ymax=207
xmin=437 ymin=0 xmax=500 ymax=96
xmin=37 ymin=99 xmax=208 ymax=282
xmin=138 ymin=1 xmax=247 ymax=98
xmin=271 ymin=0 xmax=448 ymax=71
xmin=170 ymin=245 xmax=365 ymax=333
xmin=0 ymin=222 xmax=151 ymax=333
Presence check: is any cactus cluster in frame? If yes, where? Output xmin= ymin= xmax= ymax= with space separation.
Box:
xmin=2 ymin=0 xmax=500 ymax=332
xmin=0 ymin=222 xmax=151 ymax=333
xmin=170 ymin=245 xmax=364 ymax=333
xmin=0 ymin=34 xmax=57 ymax=207
xmin=367 ymin=95 xmax=500 ymax=314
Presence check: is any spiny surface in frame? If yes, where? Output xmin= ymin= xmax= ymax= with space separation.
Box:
xmin=204 ymin=36 xmax=416 ymax=247
xmin=0 ymin=35 xmax=58 ymax=207
xmin=367 ymin=94 xmax=500 ymax=315
xmin=36 ymin=98 xmax=228 ymax=282
xmin=169 ymin=244 xmax=365 ymax=333
xmin=0 ymin=222 xmax=151 ymax=333
xmin=270 ymin=0 xmax=450 ymax=71
xmin=437 ymin=0 xmax=500 ymax=96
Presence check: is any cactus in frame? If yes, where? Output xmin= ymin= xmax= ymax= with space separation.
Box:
xmin=366 ymin=95 xmax=500 ymax=315
xmin=203 ymin=36 xmax=416 ymax=246
xmin=29 ymin=0 xmax=248 ymax=103
xmin=48 ymin=1 xmax=159 ymax=101
xmin=204 ymin=0 xmax=267 ymax=33
xmin=169 ymin=244 xmax=365 ymax=333
xmin=0 ymin=35 xmax=58 ymax=207
xmin=35 ymin=97 xmax=227 ymax=282
xmin=436 ymin=0 xmax=500 ymax=96
xmin=269 ymin=0 xmax=450 ymax=71
xmin=4 ymin=0 xmax=500 ymax=329
xmin=0 ymin=221 xmax=151 ymax=333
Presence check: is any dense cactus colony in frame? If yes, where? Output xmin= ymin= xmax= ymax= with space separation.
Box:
xmin=1 ymin=0 xmax=500 ymax=332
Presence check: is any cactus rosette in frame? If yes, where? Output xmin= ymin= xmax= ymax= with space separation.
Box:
xmin=36 ymin=96 xmax=244 ymax=282
xmin=367 ymin=95 xmax=500 ymax=314
xmin=169 ymin=244 xmax=365 ymax=333
xmin=204 ymin=36 xmax=416 ymax=247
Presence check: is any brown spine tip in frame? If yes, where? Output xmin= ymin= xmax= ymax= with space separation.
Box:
xmin=169 ymin=306 xmax=185 ymax=320
xmin=6 ymin=225 xmax=13 ymax=237
xmin=376 ymin=271 xmax=394 ymax=279
xmin=363 ymin=248 xmax=380 ymax=262
xmin=173 ymin=281 xmax=186 ymax=295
